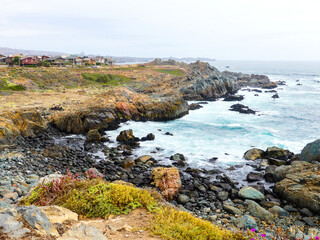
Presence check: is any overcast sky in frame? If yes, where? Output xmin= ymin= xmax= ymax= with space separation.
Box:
xmin=1 ymin=0 xmax=320 ymax=60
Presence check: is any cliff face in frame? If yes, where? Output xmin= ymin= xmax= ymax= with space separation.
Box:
xmin=0 ymin=88 xmax=189 ymax=142
xmin=179 ymin=61 xmax=271 ymax=100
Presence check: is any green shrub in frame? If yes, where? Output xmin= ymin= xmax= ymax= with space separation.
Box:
xmin=81 ymin=73 xmax=132 ymax=86
xmin=154 ymin=69 xmax=183 ymax=76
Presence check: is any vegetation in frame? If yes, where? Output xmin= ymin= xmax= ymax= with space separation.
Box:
xmin=21 ymin=171 xmax=246 ymax=240
xmin=21 ymin=171 xmax=158 ymax=219
xmin=151 ymin=207 xmax=245 ymax=240
xmin=0 ymin=79 xmax=26 ymax=91
xmin=12 ymin=56 xmax=21 ymax=66
xmin=81 ymin=73 xmax=133 ymax=86
xmin=154 ymin=69 xmax=183 ymax=76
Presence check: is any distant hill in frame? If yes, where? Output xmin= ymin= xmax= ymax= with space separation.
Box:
xmin=0 ymin=47 xmax=66 ymax=56
xmin=0 ymin=47 xmax=215 ymax=63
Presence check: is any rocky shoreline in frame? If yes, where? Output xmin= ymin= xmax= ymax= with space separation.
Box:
xmin=1 ymin=60 xmax=319 ymax=239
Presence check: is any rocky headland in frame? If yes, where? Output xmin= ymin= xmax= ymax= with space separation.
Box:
xmin=1 ymin=60 xmax=319 ymax=239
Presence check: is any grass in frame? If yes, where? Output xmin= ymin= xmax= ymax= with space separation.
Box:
xmin=81 ymin=73 xmax=133 ymax=86
xmin=154 ymin=69 xmax=183 ymax=76
xmin=0 ymin=79 xmax=26 ymax=91
xmin=20 ymin=172 xmax=245 ymax=240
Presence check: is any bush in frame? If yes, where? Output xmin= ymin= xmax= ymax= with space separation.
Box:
xmin=150 ymin=207 xmax=245 ymax=240
xmin=21 ymin=172 xmax=158 ymax=219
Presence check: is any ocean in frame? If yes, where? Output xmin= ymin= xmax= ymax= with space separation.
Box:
xmin=103 ymin=60 xmax=320 ymax=180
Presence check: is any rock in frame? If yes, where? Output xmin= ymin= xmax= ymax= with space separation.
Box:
xmin=268 ymin=158 xmax=286 ymax=166
xmin=140 ymin=133 xmax=155 ymax=141
xmin=116 ymin=129 xmax=139 ymax=146
xmin=170 ymin=153 xmax=185 ymax=162
xmin=235 ymin=215 xmax=258 ymax=230
xmin=57 ymin=223 xmax=108 ymax=240
xmin=272 ymin=165 xmax=291 ymax=182
xmin=135 ymin=155 xmax=153 ymax=164
xmin=272 ymin=94 xmax=279 ymax=99
xmin=53 ymin=112 xmax=84 ymax=134
xmin=269 ymin=206 xmax=290 ymax=217
xmin=223 ymin=94 xmax=244 ymax=101
xmin=217 ymin=191 xmax=229 ymax=201
xmin=177 ymin=194 xmax=190 ymax=205
xmin=266 ymin=146 xmax=292 ymax=160
xmin=274 ymin=161 xmax=320 ymax=213
xmin=229 ymin=104 xmax=256 ymax=114
xmin=283 ymin=205 xmax=298 ymax=212
xmin=86 ymin=129 xmax=101 ymax=142
xmin=223 ymin=204 xmax=242 ymax=215
xmin=262 ymin=82 xmax=278 ymax=89
xmin=151 ymin=167 xmax=182 ymax=200
xmin=300 ymin=139 xmax=320 ymax=162
xmin=0 ymin=213 xmax=23 ymax=234
xmin=238 ymin=186 xmax=264 ymax=200
xmin=246 ymin=200 xmax=274 ymax=221
xmin=39 ymin=205 xmax=78 ymax=224
xmin=22 ymin=206 xmax=52 ymax=235
xmin=123 ymin=158 xmax=135 ymax=168
xmin=170 ymin=153 xmax=186 ymax=166
xmin=260 ymin=201 xmax=280 ymax=208
xmin=244 ymin=148 xmax=264 ymax=160
xmin=188 ymin=103 xmax=203 ymax=110
xmin=302 ymin=217 xmax=316 ymax=227
xmin=300 ymin=208 xmax=313 ymax=217
xmin=39 ymin=173 xmax=63 ymax=185
xmin=165 ymin=132 xmax=173 ymax=136
xmin=246 ymin=172 xmax=264 ymax=182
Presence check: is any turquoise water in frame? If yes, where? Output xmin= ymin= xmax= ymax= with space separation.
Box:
xmin=105 ymin=61 xmax=320 ymax=170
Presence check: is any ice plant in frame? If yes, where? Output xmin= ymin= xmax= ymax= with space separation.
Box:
xmin=251 ymin=228 xmax=256 ymax=232
xmin=261 ymin=234 xmax=266 ymax=237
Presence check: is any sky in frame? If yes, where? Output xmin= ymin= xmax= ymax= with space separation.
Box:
xmin=1 ymin=0 xmax=320 ymax=60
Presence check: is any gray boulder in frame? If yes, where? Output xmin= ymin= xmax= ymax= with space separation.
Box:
xmin=22 ymin=206 xmax=51 ymax=235
xmin=300 ymin=139 xmax=320 ymax=162
xmin=223 ymin=204 xmax=242 ymax=215
xmin=246 ymin=200 xmax=274 ymax=221
xmin=238 ymin=186 xmax=264 ymax=200
xmin=235 ymin=215 xmax=258 ymax=230
xmin=57 ymin=223 xmax=108 ymax=240
xmin=269 ymin=206 xmax=290 ymax=217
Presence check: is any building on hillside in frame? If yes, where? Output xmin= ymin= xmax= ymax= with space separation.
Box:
xmin=21 ymin=56 xmax=40 ymax=65
xmin=93 ymin=56 xmax=105 ymax=65
xmin=41 ymin=55 xmax=50 ymax=61
xmin=46 ymin=57 xmax=66 ymax=65
xmin=105 ymin=57 xmax=114 ymax=66
xmin=81 ymin=57 xmax=96 ymax=65
xmin=0 ymin=54 xmax=6 ymax=58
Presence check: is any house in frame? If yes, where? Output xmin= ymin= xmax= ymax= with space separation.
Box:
xmin=21 ymin=56 xmax=40 ymax=65
xmin=105 ymin=57 xmax=114 ymax=66
xmin=46 ymin=57 xmax=66 ymax=65
xmin=0 ymin=54 xmax=6 ymax=58
xmin=93 ymin=56 xmax=105 ymax=65
xmin=81 ymin=57 xmax=96 ymax=65
xmin=41 ymin=55 xmax=50 ymax=61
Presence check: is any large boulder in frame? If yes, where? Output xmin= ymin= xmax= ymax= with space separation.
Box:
xmin=86 ymin=129 xmax=102 ymax=142
xmin=274 ymin=161 xmax=320 ymax=213
xmin=238 ymin=186 xmax=265 ymax=200
xmin=300 ymin=139 xmax=320 ymax=162
xmin=53 ymin=112 xmax=84 ymax=134
xmin=116 ymin=129 xmax=139 ymax=146
xmin=244 ymin=148 xmax=264 ymax=160
xmin=151 ymin=167 xmax=182 ymax=200
xmin=235 ymin=215 xmax=258 ymax=230
xmin=266 ymin=146 xmax=292 ymax=160
xmin=246 ymin=200 xmax=274 ymax=221
xmin=57 ymin=223 xmax=108 ymax=240
xmin=39 ymin=205 xmax=78 ymax=224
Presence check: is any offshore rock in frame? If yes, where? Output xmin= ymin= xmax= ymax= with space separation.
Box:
xmin=116 ymin=129 xmax=139 ymax=146
xmin=229 ymin=104 xmax=256 ymax=114
xmin=274 ymin=161 xmax=320 ymax=213
xmin=151 ymin=167 xmax=182 ymax=200
xmin=300 ymin=139 xmax=320 ymax=162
